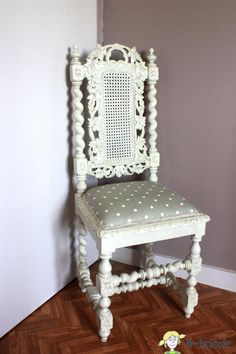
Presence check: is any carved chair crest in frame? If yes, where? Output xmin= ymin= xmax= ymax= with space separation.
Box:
xmin=70 ymin=43 xmax=160 ymax=185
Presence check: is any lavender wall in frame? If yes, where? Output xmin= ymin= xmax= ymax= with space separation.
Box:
xmin=102 ymin=0 xmax=236 ymax=271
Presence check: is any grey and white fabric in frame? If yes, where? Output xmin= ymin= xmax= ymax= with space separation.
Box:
xmin=80 ymin=181 xmax=200 ymax=230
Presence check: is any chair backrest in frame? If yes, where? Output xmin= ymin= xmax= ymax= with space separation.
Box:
xmin=70 ymin=44 xmax=160 ymax=195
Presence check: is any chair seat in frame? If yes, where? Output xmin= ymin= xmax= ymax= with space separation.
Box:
xmin=80 ymin=181 xmax=200 ymax=230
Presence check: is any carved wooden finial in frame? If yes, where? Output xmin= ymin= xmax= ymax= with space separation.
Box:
xmin=71 ymin=45 xmax=80 ymax=59
xmin=148 ymin=48 xmax=157 ymax=65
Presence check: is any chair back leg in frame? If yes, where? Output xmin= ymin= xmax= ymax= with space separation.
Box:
xmin=183 ymin=233 xmax=203 ymax=318
xmin=77 ymin=219 xmax=92 ymax=292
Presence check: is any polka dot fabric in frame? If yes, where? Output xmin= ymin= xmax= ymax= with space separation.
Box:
xmin=83 ymin=181 xmax=200 ymax=229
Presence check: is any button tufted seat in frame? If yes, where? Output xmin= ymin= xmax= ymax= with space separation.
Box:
xmin=80 ymin=181 xmax=200 ymax=230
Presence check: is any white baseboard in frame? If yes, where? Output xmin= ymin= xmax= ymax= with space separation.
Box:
xmin=112 ymin=248 xmax=236 ymax=293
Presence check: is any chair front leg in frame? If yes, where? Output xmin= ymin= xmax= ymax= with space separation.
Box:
xmin=183 ymin=233 xmax=203 ymax=318
xmin=96 ymin=253 xmax=113 ymax=342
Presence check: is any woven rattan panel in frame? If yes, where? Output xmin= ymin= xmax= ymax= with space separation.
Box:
xmin=102 ymin=71 xmax=135 ymax=161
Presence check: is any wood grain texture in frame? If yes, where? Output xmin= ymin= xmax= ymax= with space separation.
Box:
xmin=1 ymin=261 xmax=236 ymax=354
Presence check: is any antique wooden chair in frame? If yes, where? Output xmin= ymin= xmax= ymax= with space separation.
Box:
xmin=69 ymin=43 xmax=210 ymax=342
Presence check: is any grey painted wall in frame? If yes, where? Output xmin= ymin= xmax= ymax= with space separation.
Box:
xmin=102 ymin=0 xmax=236 ymax=271
xmin=97 ymin=0 xmax=103 ymax=44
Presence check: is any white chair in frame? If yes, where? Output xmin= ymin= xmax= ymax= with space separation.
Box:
xmin=69 ymin=43 xmax=210 ymax=342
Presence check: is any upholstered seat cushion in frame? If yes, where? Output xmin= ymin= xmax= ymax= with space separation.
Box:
xmin=80 ymin=181 xmax=200 ymax=230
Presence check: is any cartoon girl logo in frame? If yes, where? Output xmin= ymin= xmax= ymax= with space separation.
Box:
xmin=158 ymin=330 xmax=185 ymax=354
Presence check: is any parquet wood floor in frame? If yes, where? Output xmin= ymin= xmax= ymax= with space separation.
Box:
xmin=1 ymin=261 xmax=236 ymax=354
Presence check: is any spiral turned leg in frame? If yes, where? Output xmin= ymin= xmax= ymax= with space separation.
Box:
xmin=96 ymin=253 xmax=113 ymax=342
xmin=77 ymin=219 xmax=92 ymax=293
xmin=183 ymin=234 xmax=203 ymax=318
xmin=147 ymin=48 xmax=159 ymax=183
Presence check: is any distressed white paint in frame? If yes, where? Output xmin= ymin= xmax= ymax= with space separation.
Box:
xmin=0 ymin=0 xmax=97 ymax=338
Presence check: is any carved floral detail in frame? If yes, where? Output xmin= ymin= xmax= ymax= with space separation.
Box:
xmin=100 ymin=277 xmax=114 ymax=296
xmin=190 ymin=257 xmax=202 ymax=274
xmin=74 ymin=158 xmax=87 ymax=175
xmin=88 ymin=162 xmax=149 ymax=179
xmin=99 ymin=312 xmax=113 ymax=332
xmin=148 ymin=67 xmax=159 ymax=81
xmin=149 ymin=152 xmax=160 ymax=167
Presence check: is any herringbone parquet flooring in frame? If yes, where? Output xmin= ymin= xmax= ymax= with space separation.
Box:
xmin=1 ymin=261 xmax=236 ymax=354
